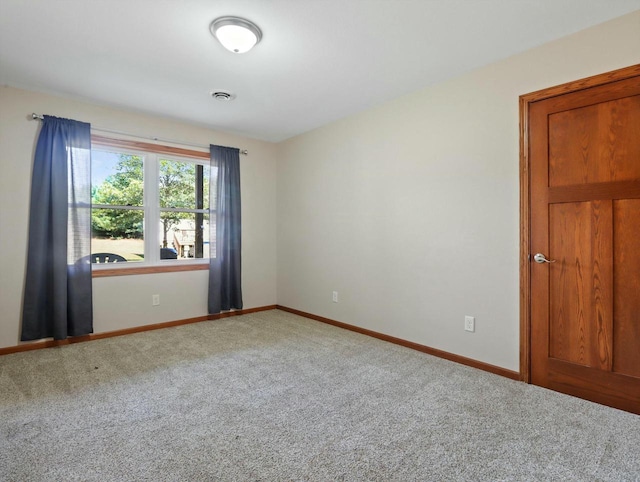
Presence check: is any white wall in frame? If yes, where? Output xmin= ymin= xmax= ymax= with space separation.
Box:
xmin=276 ymin=12 xmax=640 ymax=371
xmin=0 ymin=86 xmax=277 ymax=349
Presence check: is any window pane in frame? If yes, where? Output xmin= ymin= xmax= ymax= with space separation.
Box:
xmin=160 ymin=212 xmax=210 ymax=260
xmin=159 ymin=159 xmax=210 ymax=210
xmin=92 ymin=151 xmax=144 ymax=206
xmin=91 ymin=208 xmax=144 ymax=263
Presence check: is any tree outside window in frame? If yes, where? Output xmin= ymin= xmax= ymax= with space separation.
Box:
xmin=91 ymin=148 xmax=211 ymax=264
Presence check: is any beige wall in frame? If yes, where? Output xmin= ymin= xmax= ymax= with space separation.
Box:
xmin=276 ymin=12 xmax=640 ymax=371
xmin=0 ymin=86 xmax=277 ymax=349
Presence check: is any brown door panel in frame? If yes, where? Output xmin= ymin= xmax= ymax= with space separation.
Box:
xmin=524 ymin=66 xmax=640 ymax=414
xmin=547 ymin=359 xmax=640 ymax=414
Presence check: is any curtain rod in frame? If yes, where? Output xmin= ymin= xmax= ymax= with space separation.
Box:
xmin=30 ymin=113 xmax=248 ymax=155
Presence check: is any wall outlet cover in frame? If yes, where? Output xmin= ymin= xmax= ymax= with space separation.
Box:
xmin=464 ymin=315 xmax=475 ymax=332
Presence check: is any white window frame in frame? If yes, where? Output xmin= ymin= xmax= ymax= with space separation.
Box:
xmin=90 ymin=138 xmax=212 ymax=273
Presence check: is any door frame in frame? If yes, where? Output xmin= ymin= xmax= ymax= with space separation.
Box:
xmin=519 ymin=64 xmax=640 ymax=383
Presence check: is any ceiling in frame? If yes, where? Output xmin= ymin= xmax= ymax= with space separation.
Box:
xmin=1 ymin=1 xmax=639 ymax=142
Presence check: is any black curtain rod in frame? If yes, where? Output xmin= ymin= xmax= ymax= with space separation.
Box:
xmin=30 ymin=113 xmax=248 ymax=155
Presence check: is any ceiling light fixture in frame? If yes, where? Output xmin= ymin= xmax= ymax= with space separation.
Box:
xmin=210 ymin=16 xmax=262 ymax=54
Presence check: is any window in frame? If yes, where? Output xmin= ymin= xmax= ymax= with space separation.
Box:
xmin=158 ymin=159 xmax=210 ymax=260
xmin=91 ymin=150 xmax=145 ymax=262
xmin=90 ymin=138 xmax=213 ymax=269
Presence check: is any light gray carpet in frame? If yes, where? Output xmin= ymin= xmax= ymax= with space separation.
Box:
xmin=1 ymin=309 xmax=639 ymax=481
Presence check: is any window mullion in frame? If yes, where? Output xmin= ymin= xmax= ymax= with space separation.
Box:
xmin=159 ymin=207 xmax=208 ymax=214
xmin=144 ymin=153 xmax=160 ymax=264
xmin=92 ymin=204 xmax=144 ymax=210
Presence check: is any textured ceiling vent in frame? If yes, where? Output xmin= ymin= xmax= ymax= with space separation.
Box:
xmin=211 ymin=90 xmax=236 ymax=101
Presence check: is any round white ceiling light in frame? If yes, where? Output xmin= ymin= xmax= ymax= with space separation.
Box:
xmin=210 ymin=16 xmax=262 ymax=54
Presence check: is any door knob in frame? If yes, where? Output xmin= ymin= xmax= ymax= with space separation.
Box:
xmin=533 ymin=253 xmax=555 ymax=264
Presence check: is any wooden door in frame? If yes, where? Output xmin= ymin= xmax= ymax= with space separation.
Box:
xmin=525 ymin=66 xmax=640 ymax=414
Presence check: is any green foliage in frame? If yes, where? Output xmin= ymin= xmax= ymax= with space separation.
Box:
xmin=159 ymin=159 xmax=200 ymax=247
xmin=92 ymin=155 xmax=144 ymax=239
xmin=91 ymin=155 xmax=208 ymax=246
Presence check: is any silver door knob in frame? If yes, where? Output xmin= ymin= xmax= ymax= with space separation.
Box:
xmin=533 ymin=253 xmax=555 ymax=264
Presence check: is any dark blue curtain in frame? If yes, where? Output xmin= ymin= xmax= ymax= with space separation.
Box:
xmin=208 ymin=145 xmax=242 ymax=314
xmin=21 ymin=116 xmax=93 ymax=341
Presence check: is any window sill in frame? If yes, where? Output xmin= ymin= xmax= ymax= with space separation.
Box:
xmin=92 ymin=263 xmax=209 ymax=278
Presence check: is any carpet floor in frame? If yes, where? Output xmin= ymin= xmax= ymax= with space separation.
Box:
xmin=1 ymin=309 xmax=639 ymax=481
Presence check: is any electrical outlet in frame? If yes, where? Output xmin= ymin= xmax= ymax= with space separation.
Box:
xmin=152 ymin=294 xmax=160 ymax=306
xmin=464 ymin=316 xmax=475 ymax=332
xmin=332 ymin=291 xmax=339 ymax=303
